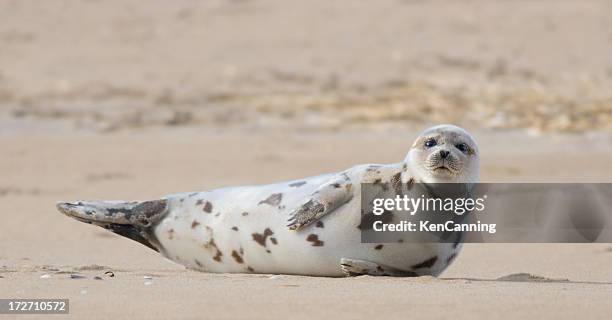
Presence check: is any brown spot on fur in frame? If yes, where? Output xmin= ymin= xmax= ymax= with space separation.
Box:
xmin=466 ymin=144 xmax=476 ymax=155
xmin=289 ymin=181 xmax=307 ymax=187
xmin=376 ymin=266 xmax=383 ymax=272
xmin=231 ymin=250 xmax=244 ymax=264
xmin=306 ymin=234 xmax=324 ymax=246
xmin=195 ymin=199 xmax=203 ymax=206
xmin=242 ymin=211 xmax=249 ymax=216
xmin=407 ymin=178 xmax=415 ymax=190
xmin=270 ymin=237 xmax=278 ymax=245
xmin=259 ymin=193 xmax=283 ymax=206
xmin=206 ymin=238 xmax=223 ymax=263
xmin=372 ymin=178 xmax=389 ymax=191
xmin=316 ymin=221 xmax=324 ymax=228
xmin=167 ymin=229 xmax=174 ymax=240
xmin=247 ymin=266 xmax=255 ymax=272
xmin=374 ymin=244 xmax=384 ymax=250
xmin=191 ymin=220 xmax=200 ymax=229
xmin=231 ymin=226 xmax=239 ymax=231
xmin=212 ymin=250 xmax=222 ymax=262
xmin=202 ymin=201 xmax=213 ymax=213
xmin=411 ymin=256 xmax=438 ymax=269
xmin=358 ymin=210 xmax=393 ymax=230
xmin=391 ymin=172 xmax=402 ymax=195
xmin=252 ymin=228 xmax=274 ymax=247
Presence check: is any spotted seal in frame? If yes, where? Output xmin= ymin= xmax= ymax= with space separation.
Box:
xmin=57 ymin=124 xmax=479 ymax=277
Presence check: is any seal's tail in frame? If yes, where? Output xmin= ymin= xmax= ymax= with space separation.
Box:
xmin=56 ymin=199 xmax=168 ymax=252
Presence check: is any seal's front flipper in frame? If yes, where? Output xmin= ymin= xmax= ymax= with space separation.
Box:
xmin=340 ymin=258 xmax=418 ymax=277
xmin=287 ymin=173 xmax=353 ymax=231
xmin=56 ymin=199 xmax=168 ymax=252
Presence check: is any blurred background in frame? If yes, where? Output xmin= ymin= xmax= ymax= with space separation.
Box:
xmin=1 ymin=0 xmax=611 ymax=134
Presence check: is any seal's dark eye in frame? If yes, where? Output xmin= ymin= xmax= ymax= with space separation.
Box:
xmin=455 ymin=143 xmax=469 ymax=153
xmin=424 ymin=139 xmax=437 ymax=148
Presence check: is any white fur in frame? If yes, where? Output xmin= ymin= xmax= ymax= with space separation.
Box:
xmin=150 ymin=125 xmax=480 ymax=276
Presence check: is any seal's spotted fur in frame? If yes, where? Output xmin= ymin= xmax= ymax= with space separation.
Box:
xmin=57 ymin=124 xmax=479 ymax=277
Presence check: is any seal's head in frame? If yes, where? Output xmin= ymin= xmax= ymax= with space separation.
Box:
xmin=405 ymin=124 xmax=479 ymax=184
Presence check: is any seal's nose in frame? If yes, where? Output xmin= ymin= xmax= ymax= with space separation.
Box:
xmin=439 ymin=150 xmax=449 ymax=159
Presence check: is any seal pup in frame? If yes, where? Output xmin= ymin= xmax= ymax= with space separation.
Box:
xmin=57 ymin=124 xmax=479 ymax=277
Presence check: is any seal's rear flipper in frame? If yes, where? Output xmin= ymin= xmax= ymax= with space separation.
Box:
xmin=56 ymin=199 xmax=168 ymax=252
xmin=340 ymin=258 xmax=418 ymax=277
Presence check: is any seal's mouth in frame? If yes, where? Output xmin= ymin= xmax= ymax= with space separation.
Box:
xmin=433 ymin=166 xmax=452 ymax=173
xmin=429 ymin=160 xmax=461 ymax=176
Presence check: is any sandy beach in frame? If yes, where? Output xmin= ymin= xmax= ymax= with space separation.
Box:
xmin=1 ymin=1 xmax=612 ymax=319
xmin=2 ymin=130 xmax=612 ymax=319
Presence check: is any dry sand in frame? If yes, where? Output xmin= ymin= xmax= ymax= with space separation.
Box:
xmin=1 ymin=1 xmax=612 ymax=319
xmin=1 ymin=130 xmax=612 ymax=319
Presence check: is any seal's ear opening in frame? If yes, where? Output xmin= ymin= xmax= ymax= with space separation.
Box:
xmin=56 ymin=199 xmax=168 ymax=252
